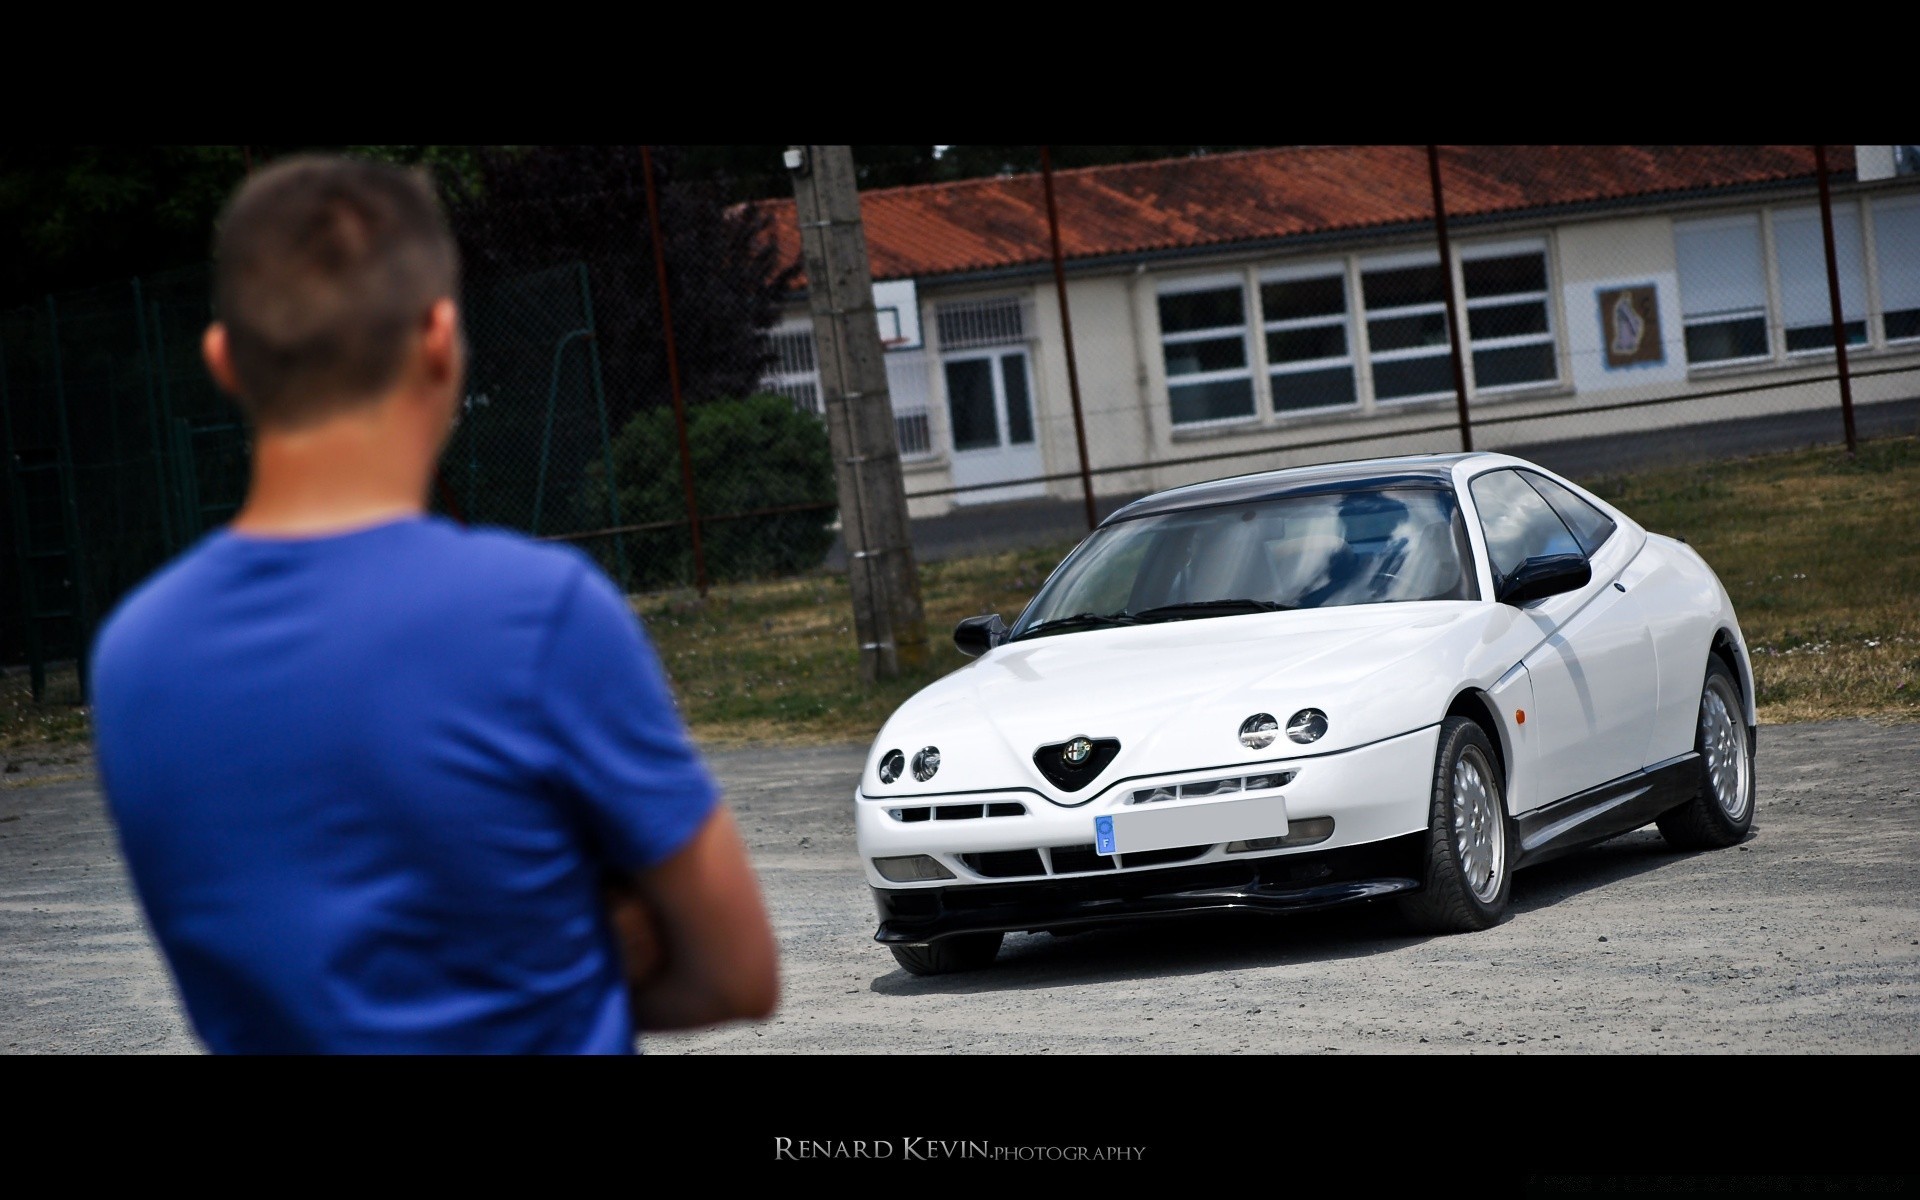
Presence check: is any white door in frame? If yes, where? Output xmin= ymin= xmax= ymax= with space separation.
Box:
xmin=944 ymin=348 xmax=1045 ymax=505
xmin=1469 ymin=468 xmax=1657 ymax=803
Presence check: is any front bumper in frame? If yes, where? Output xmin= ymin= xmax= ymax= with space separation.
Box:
xmin=874 ymin=834 xmax=1426 ymax=945
xmin=855 ymin=723 xmax=1440 ymax=890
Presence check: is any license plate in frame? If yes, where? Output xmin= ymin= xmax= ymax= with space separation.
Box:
xmin=1095 ymin=793 xmax=1289 ymax=856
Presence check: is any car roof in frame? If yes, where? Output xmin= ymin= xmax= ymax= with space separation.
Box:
xmin=1102 ymin=453 xmax=1478 ymax=526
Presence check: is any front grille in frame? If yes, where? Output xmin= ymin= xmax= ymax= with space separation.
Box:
xmin=888 ymin=801 xmax=1027 ymax=823
xmin=1033 ymin=737 xmax=1122 ymax=791
xmin=1118 ymin=844 xmax=1212 ymax=869
xmin=960 ymin=849 xmax=1046 ymax=878
xmin=924 ymin=834 xmax=1427 ymax=916
xmin=1047 ymin=844 xmax=1115 ymax=874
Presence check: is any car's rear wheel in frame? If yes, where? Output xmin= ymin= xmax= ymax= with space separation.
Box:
xmin=1656 ymin=656 xmax=1755 ymax=851
xmin=1399 ymin=717 xmax=1511 ymax=933
xmin=889 ymin=931 xmax=1004 ymax=976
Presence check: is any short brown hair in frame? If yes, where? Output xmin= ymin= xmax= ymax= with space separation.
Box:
xmin=211 ymin=155 xmax=459 ymax=427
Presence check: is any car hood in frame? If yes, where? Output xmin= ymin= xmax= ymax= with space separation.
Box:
xmin=863 ymin=601 xmax=1490 ymax=805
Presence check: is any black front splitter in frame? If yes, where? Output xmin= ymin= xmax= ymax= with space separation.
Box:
xmin=873 ymin=836 xmax=1426 ymax=946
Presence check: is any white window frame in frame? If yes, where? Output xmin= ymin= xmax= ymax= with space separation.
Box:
xmin=1157 ymin=271 xmax=1259 ymax=430
xmin=1459 ymin=237 xmax=1560 ymax=394
xmin=1675 ymin=213 xmax=1775 ymax=370
xmin=1868 ymin=193 xmax=1920 ymax=348
xmin=1257 ymin=260 xmax=1360 ymax=417
xmin=761 ymin=320 xmax=823 ymax=414
xmin=1771 ymin=202 xmax=1871 ymax=360
xmin=1359 ymin=248 xmax=1457 ymax=407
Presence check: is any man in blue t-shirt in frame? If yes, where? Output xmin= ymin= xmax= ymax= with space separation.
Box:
xmin=90 ymin=156 xmax=779 ymax=1052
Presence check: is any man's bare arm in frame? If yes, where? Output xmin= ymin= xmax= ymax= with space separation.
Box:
xmin=621 ymin=805 xmax=779 ymax=1030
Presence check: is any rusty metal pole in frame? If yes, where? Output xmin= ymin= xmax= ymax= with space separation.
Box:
xmin=641 ymin=145 xmax=710 ymax=595
xmin=1041 ymin=146 xmax=1098 ymax=532
xmin=1813 ymin=145 xmax=1859 ymax=457
xmin=1426 ymin=145 xmax=1474 ymax=453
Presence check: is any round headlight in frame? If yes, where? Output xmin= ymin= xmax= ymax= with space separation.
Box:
xmin=912 ymin=746 xmax=941 ymax=782
xmin=1239 ymin=713 xmax=1279 ymax=750
xmin=1287 ymin=708 xmax=1328 ymax=744
xmin=877 ymin=748 xmax=904 ymax=784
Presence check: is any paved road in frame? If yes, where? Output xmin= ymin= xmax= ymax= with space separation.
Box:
xmin=3 ymin=721 xmax=1916 ymax=1054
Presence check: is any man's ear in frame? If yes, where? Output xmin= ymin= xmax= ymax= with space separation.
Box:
xmin=202 ymin=323 xmax=244 ymax=398
xmin=421 ymin=298 xmax=460 ymax=386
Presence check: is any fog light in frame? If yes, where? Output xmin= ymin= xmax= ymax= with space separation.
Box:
xmin=873 ymin=854 xmax=955 ymax=883
xmin=1227 ymin=836 xmax=1288 ymax=853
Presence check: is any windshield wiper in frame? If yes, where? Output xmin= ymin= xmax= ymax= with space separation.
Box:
xmin=1011 ymin=611 xmax=1139 ymax=641
xmin=1132 ymin=598 xmax=1296 ymax=623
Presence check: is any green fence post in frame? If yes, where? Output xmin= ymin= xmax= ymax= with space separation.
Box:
xmin=132 ymin=278 xmax=176 ymax=556
xmin=1 ymin=339 xmax=49 ymax=702
xmin=577 ymin=263 xmax=628 ymax=587
xmin=47 ymin=296 xmax=94 ymax=703
xmin=531 ymin=328 xmax=588 ymax=537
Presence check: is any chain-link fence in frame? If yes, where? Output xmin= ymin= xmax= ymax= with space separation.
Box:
xmin=1 ymin=148 xmax=830 ymax=693
xmin=6 ymin=144 xmax=1919 ymax=694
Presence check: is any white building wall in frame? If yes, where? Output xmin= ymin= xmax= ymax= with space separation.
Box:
xmin=771 ymin=178 xmax=1920 ymax=521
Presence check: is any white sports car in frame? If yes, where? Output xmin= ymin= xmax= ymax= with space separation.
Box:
xmin=857 ymin=453 xmax=1758 ymax=975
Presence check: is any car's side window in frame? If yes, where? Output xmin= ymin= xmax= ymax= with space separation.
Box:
xmin=1468 ymin=469 xmax=1583 ymax=590
xmin=1519 ymin=471 xmax=1616 ymax=556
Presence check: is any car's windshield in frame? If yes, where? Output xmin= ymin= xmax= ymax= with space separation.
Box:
xmin=1012 ymin=486 xmax=1479 ymax=640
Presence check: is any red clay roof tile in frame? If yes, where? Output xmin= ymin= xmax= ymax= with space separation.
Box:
xmin=756 ymin=145 xmax=1847 ymax=288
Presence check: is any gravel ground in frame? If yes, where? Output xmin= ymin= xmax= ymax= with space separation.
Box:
xmin=3 ymin=721 xmax=1916 ymax=1055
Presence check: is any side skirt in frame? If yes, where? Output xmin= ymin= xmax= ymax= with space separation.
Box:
xmin=1512 ymin=753 xmax=1700 ymax=870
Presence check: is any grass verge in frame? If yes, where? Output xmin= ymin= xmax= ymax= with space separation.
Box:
xmin=4 ymin=436 xmax=1914 ymax=755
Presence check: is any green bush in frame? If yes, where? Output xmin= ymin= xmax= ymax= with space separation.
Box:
xmin=586 ymin=393 xmax=838 ymax=590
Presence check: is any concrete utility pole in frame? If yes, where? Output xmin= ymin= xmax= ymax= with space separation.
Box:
xmin=788 ymin=145 xmax=930 ymax=682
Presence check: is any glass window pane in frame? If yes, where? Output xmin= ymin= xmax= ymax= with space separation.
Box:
xmin=1873 ymin=197 xmax=1920 ymax=313
xmin=1469 ymin=469 xmax=1582 ymax=586
xmin=1164 ymin=335 xmax=1247 ymax=377
xmin=1169 ymin=377 xmax=1255 ymax=425
xmin=1362 ymin=263 xmax=1446 ymax=309
xmin=1473 ymin=343 xmax=1557 ymax=389
xmin=1684 ymin=316 xmax=1769 ymax=363
xmin=944 ymin=358 xmax=1000 ymax=451
xmin=1270 ymin=365 xmax=1356 ymax=413
xmin=1783 ymin=321 xmax=1869 ymax=353
xmin=1260 ymin=275 xmax=1346 ymax=321
xmin=1885 ymin=309 xmax=1920 ymax=342
xmin=1372 ymin=354 xmax=1455 ymax=401
xmin=1159 ymin=286 xmax=1244 ymax=333
xmin=1519 ymin=471 xmax=1616 ymax=556
xmin=1463 ymin=252 xmax=1547 ymax=299
xmin=1467 ymin=299 xmax=1549 ymax=341
xmin=1001 ymin=353 xmax=1034 ymax=445
xmin=1266 ymin=324 xmax=1347 ymax=364
xmin=1368 ymin=311 xmax=1451 ymax=352
xmin=1675 ymin=216 xmax=1767 ymax=319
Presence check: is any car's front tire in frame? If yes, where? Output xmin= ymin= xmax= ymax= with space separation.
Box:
xmin=1656 ymin=655 xmax=1755 ymax=851
xmin=1399 ymin=716 xmax=1511 ymax=933
xmin=889 ymin=931 xmax=1004 ymax=976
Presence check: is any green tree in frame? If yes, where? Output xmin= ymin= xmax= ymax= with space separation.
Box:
xmin=587 ymin=392 xmax=838 ymax=590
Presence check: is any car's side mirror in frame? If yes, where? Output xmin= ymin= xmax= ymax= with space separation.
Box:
xmin=1497 ymin=553 xmax=1591 ymax=606
xmin=954 ymin=613 xmax=1009 ymax=658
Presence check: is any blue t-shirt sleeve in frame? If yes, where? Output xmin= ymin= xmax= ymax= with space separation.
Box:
xmin=536 ymin=564 xmax=720 ymax=871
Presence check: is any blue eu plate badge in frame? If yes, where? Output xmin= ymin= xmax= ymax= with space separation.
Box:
xmin=1094 ymin=815 xmax=1117 ymax=855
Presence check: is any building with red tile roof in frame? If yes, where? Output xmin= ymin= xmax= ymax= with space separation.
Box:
xmin=752 ymin=146 xmax=1918 ymax=515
